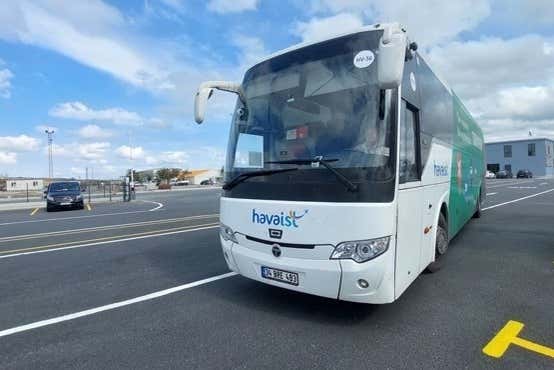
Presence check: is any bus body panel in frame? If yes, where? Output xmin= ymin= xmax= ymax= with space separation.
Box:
xmin=448 ymin=93 xmax=484 ymax=239
xmin=220 ymin=197 xmax=396 ymax=247
xmin=220 ymin=197 xmax=397 ymax=302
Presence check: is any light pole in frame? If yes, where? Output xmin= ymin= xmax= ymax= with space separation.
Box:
xmin=45 ymin=129 xmax=55 ymax=179
xmin=128 ymin=130 xmax=134 ymax=185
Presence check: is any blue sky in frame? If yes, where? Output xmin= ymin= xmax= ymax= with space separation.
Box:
xmin=0 ymin=0 xmax=553 ymax=178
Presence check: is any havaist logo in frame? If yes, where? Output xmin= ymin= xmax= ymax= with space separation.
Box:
xmin=433 ymin=161 xmax=449 ymax=177
xmin=252 ymin=209 xmax=309 ymax=228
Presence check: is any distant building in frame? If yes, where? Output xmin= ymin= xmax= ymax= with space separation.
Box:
xmin=6 ymin=179 xmax=44 ymax=192
xmin=485 ymin=137 xmax=554 ymax=176
xmin=182 ymin=169 xmax=221 ymax=185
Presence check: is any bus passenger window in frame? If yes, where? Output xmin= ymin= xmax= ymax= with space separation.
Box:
xmin=399 ymin=101 xmax=420 ymax=183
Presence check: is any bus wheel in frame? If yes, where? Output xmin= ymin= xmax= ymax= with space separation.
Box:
xmin=426 ymin=214 xmax=448 ymax=273
xmin=472 ymin=192 xmax=482 ymax=218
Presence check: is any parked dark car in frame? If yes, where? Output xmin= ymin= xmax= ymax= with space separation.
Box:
xmin=516 ymin=169 xmax=533 ymax=178
xmin=496 ymin=170 xmax=513 ymax=179
xmin=200 ymin=179 xmax=215 ymax=185
xmin=45 ymin=181 xmax=84 ymax=211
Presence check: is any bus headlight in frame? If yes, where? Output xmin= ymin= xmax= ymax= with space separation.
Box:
xmin=220 ymin=223 xmax=238 ymax=243
xmin=330 ymin=236 xmax=390 ymax=263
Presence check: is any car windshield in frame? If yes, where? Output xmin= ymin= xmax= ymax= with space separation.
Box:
xmin=225 ymin=30 xmax=395 ymax=203
xmin=49 ymin=182 xmax=80 ymax=192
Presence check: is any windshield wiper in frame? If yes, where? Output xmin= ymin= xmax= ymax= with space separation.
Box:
xmin=265 ymin=158 xmax=358 ymax=192
xmin=222 ymin=168 xmax=298 ymax=191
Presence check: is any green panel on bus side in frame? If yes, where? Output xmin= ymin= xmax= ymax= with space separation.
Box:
xmin=448 ymin=93 xmax=484 ymax=239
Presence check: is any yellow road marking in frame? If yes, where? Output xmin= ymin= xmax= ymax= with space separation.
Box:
xmin=29 ymin=208 xmax=40 ymax=216
xmin=483 ymin=320 xmax=554 ymax=359
xmin=0 ymin=222 xmax=219 ymax=256
xmin=0 ymin=214 xmax=219 ymax=243
xmin=86 ymin=204 xmax=91 ymax=211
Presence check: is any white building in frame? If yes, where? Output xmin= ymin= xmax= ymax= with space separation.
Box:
xmin=6 ymin=179 xmax=44 ymax=192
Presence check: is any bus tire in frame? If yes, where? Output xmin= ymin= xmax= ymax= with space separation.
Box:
xmin=426 ymin=213 xmax=448 ymax=273
xmin=473 ymin=191 xmax=482 ymax=218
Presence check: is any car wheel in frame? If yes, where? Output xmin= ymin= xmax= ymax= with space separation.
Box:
xmin=426 ymin=213 xmax=448 ymax=273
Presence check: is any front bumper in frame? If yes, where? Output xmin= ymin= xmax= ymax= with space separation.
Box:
xmin=47 ymin=199 xmax=84 ymax=208
xmin=221 ymin=236 xmax=396 ymax=304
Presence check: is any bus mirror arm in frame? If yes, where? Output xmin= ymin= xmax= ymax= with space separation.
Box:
xmin=194 ymin=81 xmax=244 ymax=124
xmin=377 ymin=28 xmax=408 ymax=89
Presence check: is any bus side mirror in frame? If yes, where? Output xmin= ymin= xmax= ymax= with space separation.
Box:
xmin=194 ymin=87 xmax=214 ymax=124
xmin=194 ymin=81 xmax=244 ymax=124
xmin=377 ymin=26 xmax=407 ymax=89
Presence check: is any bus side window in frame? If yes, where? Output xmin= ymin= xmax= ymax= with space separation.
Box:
xmin=399 ymin=100 xmax=421 ymax=183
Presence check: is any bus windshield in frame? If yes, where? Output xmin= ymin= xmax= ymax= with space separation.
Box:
xmin=225 ymin=30 xmax=397 ymax=202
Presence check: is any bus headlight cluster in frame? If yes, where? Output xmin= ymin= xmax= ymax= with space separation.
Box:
xmin=220 ymin=223 xmax=238 ymax=243
xmin=330 ymin=236 xmax=390 ymax=263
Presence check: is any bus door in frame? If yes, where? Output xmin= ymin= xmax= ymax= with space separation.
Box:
xmin=395 ymin=99 xmax=423 ymax=297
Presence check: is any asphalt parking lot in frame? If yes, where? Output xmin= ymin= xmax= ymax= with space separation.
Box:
xmin=0 ymin=181 xmax=552 ymax=369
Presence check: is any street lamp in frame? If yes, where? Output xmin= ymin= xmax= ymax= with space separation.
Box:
xmin=45 ymin=129 xmax=55 ymax=179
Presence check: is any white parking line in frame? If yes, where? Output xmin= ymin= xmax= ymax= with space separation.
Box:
xmin=0 ymin=206 xmax=164 ymax=227
xmin=0 ymin=214 xmax=219 ymax=242
xmin=486 ymin=192 xmax=497 ymax=196
xmin=139 ymin=200 xmax=164 ymax=211
xmin=0 ymin=223 xmax=219 ymax=259
xmin=487 ymin=180 xmax=535 ymax=189
xmin=483 ymin=188 xmax=554 ymax=211
xmin=0 ymin=272 xmax=237 ymax=338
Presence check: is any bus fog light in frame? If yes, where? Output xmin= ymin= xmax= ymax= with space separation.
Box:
xmin=220 ymin=223 xmax=238 ymax=243
xmin=330 ymin=236 xmax=390 ymax=263
xmin=358 ymin=279 xmax=369 ymax=289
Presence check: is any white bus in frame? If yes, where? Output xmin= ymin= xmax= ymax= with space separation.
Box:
xmin=194 ymin=23 xmax=485 ymax=303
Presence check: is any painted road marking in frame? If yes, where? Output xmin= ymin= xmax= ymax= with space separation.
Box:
xmin=486 ymin=192 xmax=497 ymax=196
xmin=483 ymin=188 xmax=554 ymax=211
xmin=0 ymin=214 xmax=219 ymax=243
xmin=0 ymin=271 xmax=237 ymax=338
xmin=483 ymin=320 xmax=554 ymax=359
xmin=138 ymin=200 xmax=163 ymax=211
xmin=29 ymin=208 xmax=39 ymax=216
xmin=487 ymin=180 xmax=535 ymax=189
xmin=0 ymin=222 xmax=219 ymax=258
xmin=0 ymin=206 xmax=165 ymax=227
xmin=86 ymin=204 xmax=92 ymax=211
xmin=508 ymin=186 xmax=537 ymax=189
xmin=540 ymin=182 xmax=548 ymax=186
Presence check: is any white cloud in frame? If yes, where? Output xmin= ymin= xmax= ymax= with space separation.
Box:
xmin=0 ymin=1 xmax=173 ymax=90
xmin=115 ymin=145 xmax=145 ymax=160
xmin=0 ymin=135 xmax=40 ymax=151
xmin=50 ymin=101 xmax=142 ymax=126
xmin=426 ymin=35 xmax=554 ymax=100
xmin=78 ymin=124 xmax=113 ymax=139
xmin=207 ymin=0 xmax=258 ymax=14
xmin=51 ymin=141 xmax=110 ymax=161
xmin=304 ymin=0 xmax=491 ymax=46
xmin=145 ymin=150 xmax=189 ymax=166
xmin=0 ymin=151 xmax=17 ymax=164
xmin=293 ymin=13 xmax=364 ymax=43
xmin=232 ymin=34 xmax=268 ymax=69
xmin=0 ymin=67 xmax=13 ymax=98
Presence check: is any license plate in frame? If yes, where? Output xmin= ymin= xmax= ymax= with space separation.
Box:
xmin=261 ymin=266 xmax=299 ymax=286
xmin=60 ymin=202 xmax=71 ymax=205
